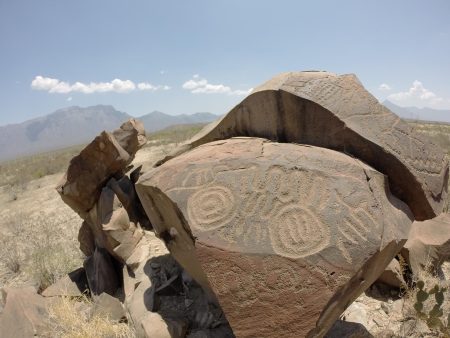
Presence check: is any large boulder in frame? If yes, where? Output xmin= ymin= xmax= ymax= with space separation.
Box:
xmin=136 ymin=137 xmax=413 ymax=337
xmin=401 ymin=213 xmax=450 ymax=276
xmin=57 ymin=119 xmax=146 ymax=218
xmin=157 ymin=72 xmax=448 ymax=220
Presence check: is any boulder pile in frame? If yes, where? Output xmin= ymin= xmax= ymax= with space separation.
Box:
xmin=3 ymin=71 xmax=447 ymax=338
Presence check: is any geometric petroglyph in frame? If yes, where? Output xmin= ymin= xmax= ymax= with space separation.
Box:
xmin=187 ymin=185 xmax=236 ymax=231
xmin=268 ymin=205 xmax=330 ymax=259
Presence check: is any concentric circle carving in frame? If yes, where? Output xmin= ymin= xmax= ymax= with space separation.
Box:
xmin=269 ymin=206 xmax=329 ymax=259
xmin=187 ymin=186 xmax=236 ymax=231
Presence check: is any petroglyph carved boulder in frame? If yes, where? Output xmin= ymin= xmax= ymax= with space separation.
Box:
xmin=136 ymin=137 xmax=413 ymax=337
xmin=401 ymin=213 xmax=450 ymax=275
xmin=158 ymin=72 xmax=448 ymax=220
xmin=57 ymin=118 xmax=146 ymax=218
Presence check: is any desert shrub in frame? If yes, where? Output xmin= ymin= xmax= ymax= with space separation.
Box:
xmin=28 ymin=241 xmax=81 ymax=292
xmin=47 ymin=295 xmax=135 ymax=338
xmin=403 ymin=260 xmax=450 ymax=337
xmin=24 ymin=216 xmax=83 ymax=291
xmin=413 ymin=280 xmax=450 ymax=336
xmin=0 ymin=236 xmax=21 ymax=273
xmin=0 ymin=215 xmax=26 ymax=274
xmin=0 ymin=213 xmax=83 ymax=291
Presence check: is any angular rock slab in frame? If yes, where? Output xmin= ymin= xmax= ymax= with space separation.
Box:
xmin=376 ymin=259 xmax=405 ymax=288
xmin=84 ymin=247 xmax=120 ymax=296
xmin=402 ymin=212 xmax=450 ymax=275
xmin=57 ymin=118 xmax=146 ymax=218
xmin=85 ymin=176 xmax=145 ymax=267
xmin=42 ymin=267 xmax=89 ymax=297
xmin=137 ymin=138 xmax=413 ymax=338
xmin=158 ymin=72 xmax=448 ymax=220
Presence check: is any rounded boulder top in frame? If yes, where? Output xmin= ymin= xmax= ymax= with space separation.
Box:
xmin=158 ymin=71 xmax=449 ymax=221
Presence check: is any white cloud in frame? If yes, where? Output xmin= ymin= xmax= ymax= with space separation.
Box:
xmin=182 ymin=75 xmax=253 ymax=96
xmin=378 ymin=83 xmax=391 ymax=91
xmin=67 ymin=97 xmax=72 ymax=102
xmin=137 ymin=82 xmax=171 ymax=91
xmin=31 ymin=76 xmax=169 ymax=94
xmin=387 ymin=80 xmax=444 ymax=107
xmin=31 ymin=76 xmax=60 ymax=91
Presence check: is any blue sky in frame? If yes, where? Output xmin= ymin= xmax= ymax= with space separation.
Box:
xmin=0 ymin=0 xmax=449 ymax=125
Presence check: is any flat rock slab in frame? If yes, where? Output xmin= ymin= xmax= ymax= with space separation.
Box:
xmin=137 ymin=138 xmax=413 ymax=337
xmin=42 ymin=267 xmax=89 ymax=297
xmin=91 ymin=292 xmax=125 ymax=321
xmin=0 ymin=287 xmax=50 ymax=338
xmin=158 ymin=72 xmax=448 ymax=220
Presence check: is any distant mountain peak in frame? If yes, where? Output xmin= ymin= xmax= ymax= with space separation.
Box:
xmin=383 ymin=100 xmax=450 ymax=123
xmin=0 ymin=105 xmax=218 ymax=161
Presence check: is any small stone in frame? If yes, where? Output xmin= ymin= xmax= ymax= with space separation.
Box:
xmin=141 ymin=312 xmax=171 ymax=338
xmin=380 ymin=302 xmax=390 ymax=314
xmin=91 ymin=293 xmax=125 ymax=322
xmin=372 ymin=317 xmax=384 ymax=327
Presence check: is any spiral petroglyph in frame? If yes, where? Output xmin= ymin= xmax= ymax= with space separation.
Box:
xmin=269 ymin=205 xmax=330 ymax=259
xmin=187 ymin=185 xmax=236 ymax=231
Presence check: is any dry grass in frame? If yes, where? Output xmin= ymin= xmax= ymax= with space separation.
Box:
xmin=47 ymin=295 xmax=135 ymax=338
xmin=0 ymin=213 xmax=83 ymax=291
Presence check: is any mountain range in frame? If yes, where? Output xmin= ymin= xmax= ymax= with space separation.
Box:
xmin=1 ymin=101 xmax=449 ymax=162
xmin=0 ymin=105 xmax=219 ymax=161
xmin=383 ymin=100 xmax=450 ymax=123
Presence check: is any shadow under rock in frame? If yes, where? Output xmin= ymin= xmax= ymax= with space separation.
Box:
xmin=325 ymin=320 xmax=374 ymax=338
xmin=143 ymin=254 xmax=235 ymax=338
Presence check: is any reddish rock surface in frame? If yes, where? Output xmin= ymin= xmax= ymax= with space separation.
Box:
xmin=137 ymin=138 xmax=413 ymax=337
xmin=56 ymin=118 xmax=146 ymax=218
